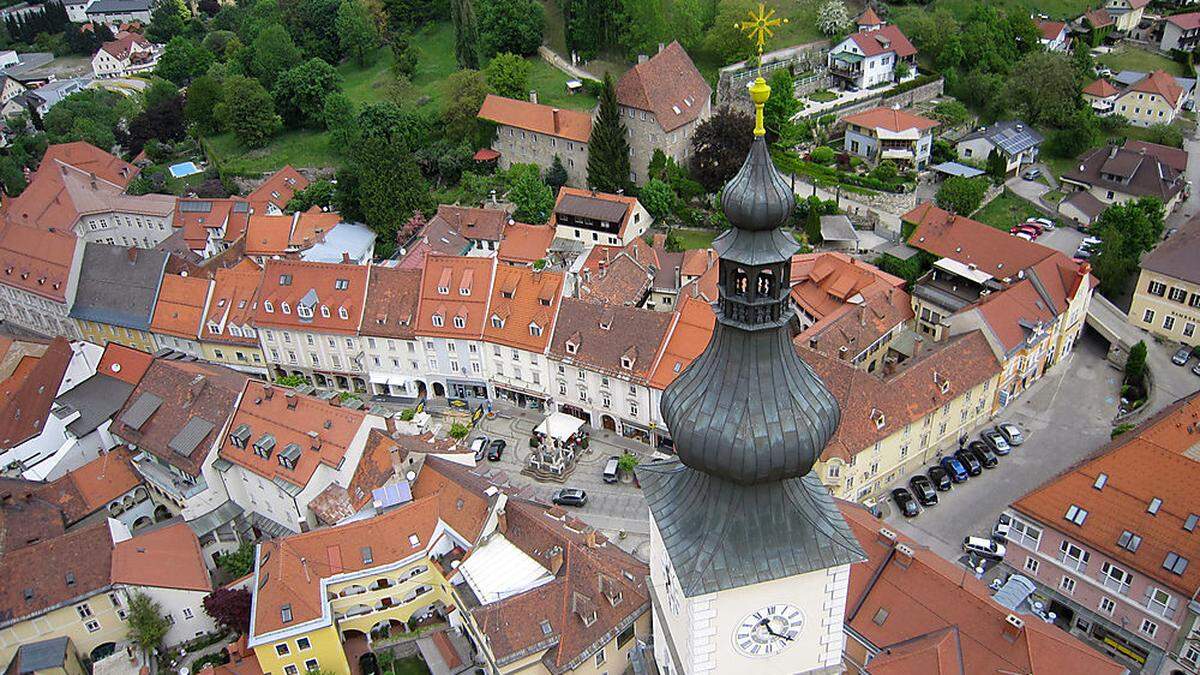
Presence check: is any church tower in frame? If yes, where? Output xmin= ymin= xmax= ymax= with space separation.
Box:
xmin=639 ymin=76 xmax=865 ymax=675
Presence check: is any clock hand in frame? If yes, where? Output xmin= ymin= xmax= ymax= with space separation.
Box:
xmin=760 ymin=620 xmax=794 ymax=642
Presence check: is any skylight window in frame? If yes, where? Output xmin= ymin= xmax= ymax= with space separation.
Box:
xmin=1065 ymin=504 xmax=1088 ymax=525
xmin=1093 ymin=473 xmax=1108 ymax=490
xmin=1149 ymin=498 xmax=1163 ymax=515
xmin=1164 ymin=552 xmax=1189 ymax=575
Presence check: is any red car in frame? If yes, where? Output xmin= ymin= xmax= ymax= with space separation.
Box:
xmin=1009 ymin=225 xmax=1039 ymax=239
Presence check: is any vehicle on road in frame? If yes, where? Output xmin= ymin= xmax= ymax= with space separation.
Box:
xmin=980 ymin=429 xmax=1011 ymax=456
xmin=927 ymin=465 xmax=952 ymax=491
xmin=470 ymin=436 xmax=489 ymax=462
xmin=908 ymin=475 xmax=938 ymax=505
xmin=954 ymin=448 xmax=983 ymax=476
xmin=995 ymin=423 xmax=1024 ymax=446
xmin=940 ymin=456 xmax=969 ymax=483
xmin=1021 ymin=167 xmax=1041 ymax=180
xmin=487 ymin=439 xmax=506 ymax=461
xmin=967 ymin=441 xmax=999 ymax=468
xmin=993 ymin=513 xmax=1012 ymax=541
xmin=603 ymin=456 xmax=620 ymax=483
xmin=1173 ymin=346 xmax=1192 ymax=366
xmin=552 ymin=488 xmax=588 ymax=507
xmin=963 ymin=536 xmax=1006 ymax=560
xmin=891 ymin=488 xmax=920 ymax=517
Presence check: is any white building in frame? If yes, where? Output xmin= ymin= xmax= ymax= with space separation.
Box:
xmin=91 ymin=32 xmax=158 ymax=79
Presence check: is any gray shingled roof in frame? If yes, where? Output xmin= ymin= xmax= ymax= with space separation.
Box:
xmin=85 ymin=0 xmax=151 ymax=13
xmin=53 ymin=373 xmax=134 ymax=437
xmin=639 ymin=462 xmax=865 ymax=596
xmin=8 ymin=636 xmax=69 ymax=673
xmin=68 ymin=243 xmax=169 ymax=331
xmin=168 ymin=417 xmax=215 ymax=457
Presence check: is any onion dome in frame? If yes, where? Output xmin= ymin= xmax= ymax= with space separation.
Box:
xmin=721 ymin=137 xmax=795 ymax=232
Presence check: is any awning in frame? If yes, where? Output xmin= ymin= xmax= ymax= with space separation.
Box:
xmin=473 ymin=148 xmax=500 ymax=162
xmin=931 ymin=161 xmax=986 ymax=178
xmin=535 ymin=412 xmax=585 ymax=442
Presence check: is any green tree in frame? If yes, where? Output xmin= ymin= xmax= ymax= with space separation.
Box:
xmin=689 ymin=107 xmax=753 ymax=192
xmin=146 ymin=0 xmax=189 ymax=42
xmin=1091 ymin=197 xmax=1163 ymax=296
xmin=508 ymin=163 xmax=554 ymax=223
xmin=670 ymin=0 xmax=705 ymax=50
xmin=126 ymin=593 xmax=169 ymax=657
xmin=339 ymin=131 xmax=430 ymax=256
xmin=703 ymin=0 xmax=756 ymax=64
xmin=544 ymin=155 xmax=568 ymax=193
xmin=935 ymin=176 xmax=988 ymax=215
xmin=250 ymin=23 xmax=302 ymax=89
xmin=390 ymin=31 xmax=419 ymax=77
xmin=762 ymin=68 xmax=799 ymax=142
xmin=640 ymin=178 xmax=675 ymax=220
xmin=273 ymin=58 xmax=342 ymax=128
xmin=485 ymin=52 xmax=531 ymax=99
xmin=1125 ymin=340 xmax=1148 ymax=387
xmin=336 ymin=0 xmax=380 ymax=67
xmin=985 ymin=148 xmax=1006 ymax=184
xmin=323 ymin=91 xmax=357 ymax=145
xmin=587 ymin=72 xmax=631 ymax=193
xmin=1005 ymin=51 xmax=1080 ymax=127
xmin=479 ymin=0 xmax=544 ymax=56
xmin=619 ymin=0 xmax=668 ymax=59
xmin=185 ymin=75 xmax=223 ymax=133
xmin=217 ymin=75 xmax=281 ymax=148
xmin=142 ymin=77 xmax=180 ymax=110
xmin=287 ymin=180 xmax=336 ymax=210
xmin=0 ymin=156 xmax=27 ymax=196
xmin=1143 ymin=123 xmax=1184 ymax=149
xmin=42 ymin=89 xmax=137 ymax=149
xmin=155 ymin=36 xmax=214 ymax=85
xmin=443 ymin=69 xmax=491 ymax=144
xmin=451 ymin=0 xmax=481 ymax=69
xmin=1047 ymin=108 xmax=1099 ymax=158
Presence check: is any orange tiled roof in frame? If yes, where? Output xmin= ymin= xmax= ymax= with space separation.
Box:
xmin=202 ymin=259 xmax=264 ymax=346
xmin=95 ymin=342 xmax=154 ymax=385
xmin=497 ymin=222 xmax=555 ymax=264
xmin=0 ymin=337 xmax=72 ymax=450
xmin=247 ymin=166 xmax=308 ymax=213
xmin=432 ymin=205 xmax=509 ymax=243
xmin=614 ymin=41 xmax=711 ymax=133
xmin=1125 ymin=69 xmax=1185 ymax=107
xmin=173 ymin=198 xmax=250 ymax=251
xmin=548 ymin=298 xmax=672 ymax=383
xmin=0 ymin=222 xmax=78 ymax=303
xmin=483 ymin=264 xmax=563 ymax=352
xmin=904 ymin=203 xmax=1056 ymax=277
xmin=1083 ymin=78 xmax=1119 ymax=98
xmin=112 ymin=520 xmax=211 ymax=592
xmin=244 ymin=214 xmax=294 ymax=257
xmin=845 ymin=24 xmax=918 ymax=59
xmin=39 ymin=447 xmax=142 ymax=525
xmin=290 ymin=207 xmax=340 ymax=249
xmin=361 ymin=265 xmax=421 ymax=339
xmin=843 ymin=107 xmax=938 ymax=133
xmin=253 ymin=260 xmax=369 ymax=335
xmin=0 ymin=521 xmax=114 ymax=624
xmin=1036 ymin=19 xmax=1067 ymax=41
xmin=151 ymin=273 xmax=212 ymax=339
xmin=477 ymin=95 xmax=592 ymax=143
xmin=857 ymin=7 xmax=882 ymax=25
xmin=648 ymin=292 xmax=715 ymax=390
xmin=414 ymin=255 xmax=496 ymax=339
xmin=2 ymin=142 xmax=138 ymax=233
xmin=789 ymin=252 xmax=905 ymax=319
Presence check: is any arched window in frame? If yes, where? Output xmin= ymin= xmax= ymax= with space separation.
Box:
xmin=756 ymin=269 xmax=774 ymax=298
xmin=733 ymin=268 xmax=748 ymax=296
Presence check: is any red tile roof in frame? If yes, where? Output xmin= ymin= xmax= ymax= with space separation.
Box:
xmin=477 ymin=95 xmax=592 ymax=143
xmin=409 ymin=456 xmax=493 ymax=544
xmin=112 ymin=520 xmax=211 ymax=592
xmin=648 ymin=292 xmax=714 ymax=390
xmin=217 ymin=381 xmax=371 ymax=488
xmin=0 ymin=337 xmax=72 ymax=450
xmin=843 ymin=106 xmax=937 ymax=132
xmin=904 ymin=202 xmax=1058 ymax=278
xmin=846 ymin=24 xmax=917 ymax=59
xmin=1037 ymin=19 xmax=1067 ymax=41
xmin=789 ymin=251 xmax=906 ymax=319
xmin=1168 ymin=11 xmax=1200 ymax=29
xmin=552 ymin=187 xmax=641 ymax=237
xmin=2 ymin=142 xmax=137 ymax=233
xmin=96 ymin=342 xmax=153 ymax=385
xmin=1124 ymin=139 xmax=1189 ymax=173
xmin=614 ymin=41 xmax=711 ymax=133
xmin=840 ymin=502 xmax=1126 ymax=675
xmin=244 ymin=214 xmax=293 ymax=257
xmin=202 ymin=259 xmax=264 ymax=346
xmin=1083 ymin=78 xmax=1119 ymax=98
xmin=1126 ymin=69 xmax=1185 ymax=107
xmin=857 ymin=7 xmax=882 ymax=25
xmin=173 ymin=198 xmax=250 ymax=251
xmin=0 ymin=521 xmax=114 ymax=626
xmin=39 ymin=447 xmax=142 ymax=525
xmin=414 ymin=255 xmax=496 ymax=339
xmin=151 ymin=273 xmax=212 ymax=339
xmin=431 ymin=205 xmax=509 ymax=243
xmin=253 ymin=260 xmax=369 ymax=335
xmin=100 ymin=31 xmax=150 ymax=59
xmin=0 ymin=222 xmax=78 ymax=303
xmin=1014 ymin=392 xmax=1200 ymax=596
xmin=497 ymin=222 xmax=555 ymax=265
xmin=1085 ymin=8 xmax=1114 ymax=27
xmin=0 ymin=477 xmax=67 ymax=554
xmin=246 ymin=166 xmax=308 ymax=214
xmin=483 ymin=264 xmax=563 ymax=353
xmin=548 ymin=298 xmax=672 ymax=383
xmin=361 ymin=265 xmax=422 ymax=339
xmin=290 ymin=207 xmax=340 ymax=249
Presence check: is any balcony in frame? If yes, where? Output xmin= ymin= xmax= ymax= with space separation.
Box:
xmin=132 ymin=454 xmax=207 ymax=502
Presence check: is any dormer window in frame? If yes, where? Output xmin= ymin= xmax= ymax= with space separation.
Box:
xmin=253 ymin=433 xmax=276 ymax=459
xmin=437 ymin=284 xmax=449 ymax=294
xmin=264 ymin=301 xmax=274 ymax=313
xmin=281 ymin=302 xmax=291 ymax=314
xmin=530 ymin=323 xmax=542 ymax=337
xmin=338 ymin=307 xmax=349 ymax=320
xmin=492 ymin=315 xmax=504 ymax=328
xmin=229 ymin=325 xmax=242 ymax=337
xmin=501 ymin=290 xmax=514 ymax=299
xmin=459 ymin=286 xmax=470 ymax=296
xmin=244 ymin=326 xmax=256 ymax=338
xmin=334 ymin=278 xmax=349 ymax=290
xmin=280 ymin=605 xmax=292 ymax=623
xmin=279 ymin=274 xmax=292 ymax=286
xmin=408 ymin=533 xmax=421 ymax=547
xmin=297 ymin=304 xmax=313 ymax=319
xmin=432 ymin=313 xmax=444 ymax=327
xmin=321 ymin=305 xmax=330 ymax=318
xmin=229 ymin=424 xmax=251 ymax=449
xmin=453 ymin=316 xmax=466 ymax=329
xmin=870 ymin=408 xmax=885 ymax=430
xmin=208 ymin=321 xmax=221 ymax=334
xmin=566 ymin=341 xmax=578 ymax=355
xmin=620 ymin=356 xmax=633 ymax=370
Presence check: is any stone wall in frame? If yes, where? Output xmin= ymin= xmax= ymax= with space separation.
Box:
xmin=716 ymin=39 xmax=830 ymax=109
xmin=825 ymin=77 xmax=945 ymax=123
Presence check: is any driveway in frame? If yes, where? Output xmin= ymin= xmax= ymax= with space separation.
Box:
xmin=1005 ymin=173 xmax=1051 ymax=205
xmin=1035 ymin=226 xmax=1084 ymax=258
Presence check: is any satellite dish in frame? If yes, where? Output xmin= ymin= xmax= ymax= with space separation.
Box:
xmin=406 ymin=470 xmax=416 ymax=482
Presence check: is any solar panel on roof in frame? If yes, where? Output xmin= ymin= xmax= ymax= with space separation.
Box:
xmin=120 ymin=392 xmax=162 ymax=430
xmin=168 ymin=417 xmax=215 ymax=456
xmin=179 ymin=201 xmax=214 ymax=213
xmin=232 ymin=201 xmax=250 ymax=212
xmin=372 ymin=482 xmax=413 ymax=510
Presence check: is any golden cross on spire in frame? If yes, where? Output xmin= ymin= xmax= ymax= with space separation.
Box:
xmin=736 ymin=2 xmax=788 ymax=67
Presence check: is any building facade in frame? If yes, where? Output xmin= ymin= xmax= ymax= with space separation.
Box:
xmin=1127 ymin=220 xmax=1200 ymax=347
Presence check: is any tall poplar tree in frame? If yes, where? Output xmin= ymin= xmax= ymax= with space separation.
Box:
xmin=451 ymin=0 xmax=481 ymax=70
xmin=586 ymin=73 xmax=631 ymax=194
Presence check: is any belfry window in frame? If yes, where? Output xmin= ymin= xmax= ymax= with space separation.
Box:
xmin=733 ymin=268 xmax=748 ymax=296
xmin=756 ymin=270 xmax=774 ymax=297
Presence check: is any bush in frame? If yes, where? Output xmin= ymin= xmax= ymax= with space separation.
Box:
xmin=276 ymin=374 xmax=305 ymax=387
xmin=398 ymin=408 xmax=415 ymax=421
xmin=1112 ymin=423 xmax=1135 ymax=438
xmin=810 ymin=146 xmax=835 ymax=165
xmin=192 ymin=652 xmax=230 ymax=675
xmin=887 ymin=72 xmax=940 ymax=97
xmin=215 ymin=542 xmax=255 ymax=577
xmin=449 ymin=422 xmax=469 ymax=439
xmin=616 ymin=452 xmax=639 ymax=473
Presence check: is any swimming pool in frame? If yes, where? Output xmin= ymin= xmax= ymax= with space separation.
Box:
xmin=168 ymin=161 xmax=202 ymax=178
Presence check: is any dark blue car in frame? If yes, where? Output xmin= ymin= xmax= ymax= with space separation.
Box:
xmin=940 ymin=455 xmax=969 ymax=483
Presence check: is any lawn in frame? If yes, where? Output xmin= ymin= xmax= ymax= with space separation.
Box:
xmin=807 ymin=89 xmax=838 ymax=102
xmin=671 ymin=227 xmax=718 ymax=250
xmin=971 ymin=190 xmax=1041 ymax=231
xmin=1097 ymin=46 xmax=1189 ymax=77
xmin=205 ymin=129 xmax=335 ymax=175
xmin=892 ymin=0 xmax=1091 ymax=25
xmin=390 ymin=656 xmax=431 ymax=675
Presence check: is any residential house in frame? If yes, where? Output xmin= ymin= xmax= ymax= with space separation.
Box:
xmin=477 ymin=94 xmax=592 ymax=188
xmin=1104 ymin=0 xmax=1151 ymax=32
xmin=1084 ymin=77 xmax=1121 ymax=114
xmin=213 ymin=380 xmax=386 ymax=533
xmin=198 ymin=259 xmax=269 ymax=375
xmin=1115 ymin=70 xmax=1187 ymax=126
xmin=254 ymin=260 xmax=370 ymax=392
xmin=413 ymin=255 xmax=496 ymax=401
xmin=2 ymin=636 xmax=87 ymax=675
xmin=244 ymin=208 xmax=359 ymax=265
xmin=1004 ymin=391 xmax=1200 ymax=673
xmin=841 ymin=107 xmax=938 ymax=169
xmin=90 ymin=32 xmax=156 ymax=78
xmin=0 ymin=223 xmax=83 ymax=339
xmin=482 ymin=264 xmax=564 ymax=409
xmin=0 ymin=73 xmax=26 ymax=106
xmin=246 ymin=166 xmax=308 ymax=216
xmin=1162 ymin=11 xmax=1200 ymax=51
xmin=1038 ymin=19 xmax=1072 ymax=50
xmin=172 ymin=198 xmax=252 ymax=259
xmin=496 ymin=222 xmax=556 ymax=266
xmin=548 ymin=298 xmax=673 ymax=445
xmin=954 ymin=120 xmax=1044 ymax=176
xmin=550 ymin=187 xmax=651 ymax=247
xmin=428 ymin=205 xmax=509 ymax=256
xmin=84 ymin=0 xmax=151 ymax=25
xmin=398 ymin=213 xmax=472 ymax=270
xmin=1127 ymin=214 xmax=1200 ymax=346
xmin=1 ymin=79 xmax=87 ymax=119
xmin=150 ymin=273 xmax=214 ymax=357
xmin=109 ymin=520 xmax=216 ymax=646
xmin=838 ymin=502 xmax=1127 ymax=674
xmin=1080 ymin=9 xmax=1117 ymax=46
xmin=803 ymin=331 xmax=1001 ymax=502
xmin=575 ymin=243 xmax=655 ymax=307
xmin=69 ymin=244 xmax=168 ymax=351
xmin=827 ymin=11 xmax=918 ymax=90
xmin=615 ymin=41 xmax=711 ymax=184
xmin=359 ymin=265 xmax=423 ymax=400
xmin=1060 ymin=141 xmax=1186 ymax=218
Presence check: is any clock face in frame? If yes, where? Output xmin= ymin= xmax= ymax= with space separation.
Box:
xmin=734 ymin=604 xmax=804 ymax=657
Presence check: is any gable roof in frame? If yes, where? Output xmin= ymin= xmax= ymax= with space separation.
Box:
xmin=548 ymin=298 xmax=672 ymax=383
xmin=1123 ymin=139 xmax=1188 ymax=173
xmin=414 ymin=255 xmax=496 ymax=339
xmin=173 ymin=198 xmax=251 ymax=251
xmin=0 ymin=477 xmax=67 ymax=557
xmin=68 ymin=244 xmax=169 ymax=331
xmin=844 ymin=24 xmax=917 ymax=59
xmin=957 ymin=120 xmax=1044 ymax=156
xmin=247 ymin=166 xmax=308 ymax=214
xmin=431 ymin=205 xmax=509 ymax=243
xmin=111 ymin=520 xmax=211 ymax=592
xmin=1083 ymin=77 xmax=1120 ymax=98
xmin=1036 ymin=19 xmax=1067 ymax=40
xmin=1167 ymin=11 xmax=1200 ymax=29
xmin=483 ymin=264 xmax=563 ymax=352
xmin=1141 ymin=213 xmax=1200 ymax=285
xmin=477 ymin=95 xmax=592 ymax=143
xmin=0 ymin=222 xmax=78 ymax=303
xmin=95 ymin=342 xmax=153 ymax=385
xmin=1085 ymin=8 xmax=1114 ymax=28
xmin=842 ymin=107 xmax=937 ymax=133
xmin=253 ymin=260 xmax=369 ymax=335
xmin=202 ymin=259 xmax=264 ymax=346
xmin=99 ymin=31 xmax=149 ymax=59
xmin=648 ymin=291 xmax=714 ymax=390
xmin=498 ymin=222 xmax=556 ymax=265
xmin=2 ymin=142 xmax=138 ymax=233
xmin=38 ymin=447 xmax=141 ymax=525
xmin=0 ymin=337 xmax=72 ymax=450
xmin=614 ymin=41 xmax=711 ymax=133
xmin=360 ymin=265 xmax=421 ymax=339
xmin=904 ymin=202 xmax=1062 ymax=278
xmin=151 ymin=273 xmax=212 ymax=339
xmin=857 ymin=7 xmax=883 ymax=26
xmin=244 ymin=214 xmax=294 ymax=257
xmin=1061 ymin=144 xmax=1184 ymax=203
xmin=0 ymin=521 xmax=113 ymax=628
xmin=1123 ymin=69 xmax=1185 ymax=107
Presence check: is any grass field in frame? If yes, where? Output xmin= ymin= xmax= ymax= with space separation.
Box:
xmin=1097 ymin=46 xmax=1189 ymax=77
xmin=971 ymin=190 xmax=1041 ymax=231
xmin=671 ymin=227 xmax=719 ymax=250
xmin=892 ymin=0 xmax=1091 ymax=25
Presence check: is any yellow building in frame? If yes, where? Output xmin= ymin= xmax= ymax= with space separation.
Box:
xmin=249 ymin=457 xmax=652 ymax=675
xmin=3 ymin=636 xmax=88 ymax=675
xmin=1128 ymin=223 xmax=1200 ymax=347
xmin=1115 ymin=70 xmax=1187 ymax=127
xmin=68 ymin=244 xmax=167 ymax=354
xmin=74 ymin=320 xmax=158 ymax=352
xmin=804 ymin=331 xmax=1002 ymax=503
xmin=0 ymin=523 xmax=129 ymax=667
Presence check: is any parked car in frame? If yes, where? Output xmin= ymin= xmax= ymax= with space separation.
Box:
xmin=954 ymin=448 xmax=983 ymax=476
xmin=1194 ymin=362 xmax=1200 ymax=377
xmin=963 ymin=536 xmax=1006 ymax=560
xmin=1018 ymin=221 xmax=1044 ymax=234
xmin=603 ymin=456 xmax=620 ymax=483
xmin=995 ymin=422 xmax=1024 ymax=446
xmin=1009 ymin=225 xmax=1039 ymax=239
xmin=967 ymin=441 xmax=999 ymax=468
xmin=980 ymin=429 xmax=1011 ymax=456
xmin=1073 ymin=247 xmax=1092 ymax=260
xmin=908 ymin=475 xmax=938 ymax=505
xmin=1031 ymin=217 xmax=1055 ymax=230
xmin=940 ymin=456 xmax=969 ymax=483
xmin=552 ymin=488 xmax=588 ymax=507
xmin=927 ymin=465 xmax=952 ymax=491
xmin=487 ymin=439 xmax=506 ymax=461
xmin=470 ymin=436 xmax=489 ymax=462
xmin=1173 ymin=346 xmax=1192 ymax=366
xmin=993 ymin=513 xmax=1012 ymax=541
xmin=1014 ymin=231 xmax=1033 ymax=241
xmin=1021 ymin=167 xmax=1041 ymax=180
xmin=891 ymin=488 xmax=920 ymax=517
xmin=1080 ymin=236 xmax=1102 ymax=250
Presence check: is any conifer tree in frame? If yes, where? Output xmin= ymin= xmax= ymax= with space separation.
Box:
xmin=586 ymin=72 xmax=630 ymax=194
xmin=451 ymin=0 xmax=481 ymax=70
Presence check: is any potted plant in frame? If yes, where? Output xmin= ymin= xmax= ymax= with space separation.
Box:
xmin=617 ymin=452 xmax=640 ymax=484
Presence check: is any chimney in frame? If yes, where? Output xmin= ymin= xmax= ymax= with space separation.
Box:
xmin=309 ymin=431 xmax=322 ymax=450
xmin=894 ymin=542 xmax=915 ymax=566
xmin=586 ymin=529 xmax=598 ymax=548
xmin=549 ymin=549 xmax=564 ymax=574
xmin=263 ymin=385 xmax=274 ymax=400
xmin=1109 ymin=145 xmax=1119 ymax=160
xmin=529 ymin=89 xmax=538 ymax=104
xmin=89 ymin=172 xmax=97 ymax=190
xmin=838 ymin=345 xmax=848 ymax=360
xmin=552 ymin=108 xmax=560 ymax=133
xmin=1002 ymin=614 xmax=1025 ymax=641
xmin=185 ymin=376 xmax=207 ymax=406
xmin=912 ymin=335 xmax=924 ymax=357
xmin=809 ymin=336 xmax=818 ymax=349
xmin=876 ymin=526 xmax=897 ymax=545
xmin=658 ymin=42 xmax=665 ymax=53
xmin=385 ymin=414 xmax=397 ymax=435
xmin=497 ymin=508 xmax=508 ymax=534
xmin=286 ymin=391 xmax=298 ymax=410
xmin=674 ymin=265 xmax=681 ymax=289
xmin=341 ymin=252 xmax=351 ymax=264
xmin=638 ymin=54 xmax=648 ymax=64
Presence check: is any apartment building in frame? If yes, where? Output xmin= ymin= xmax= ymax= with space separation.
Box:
xmin=255 ymin=260 xmax=370 ymax=392
xmin=1127 ymin=216 xmax=1200 ymax=346
xmin=413 ymin=255 xmax=496 ymax=401
xmin=360 ymin=266 xmax=424 ymax=400
xmin=69 ymin=244 xmax=168 ymax=352
xmin=199 ymin=259 xmax=269 ymax=375
xmin=550 ymin=187 xmax=651 ymax=247
xmin=0 ymin=223 xmax=83 ymax=339
xmin=482 ymin=264 xmax=564 ymax=409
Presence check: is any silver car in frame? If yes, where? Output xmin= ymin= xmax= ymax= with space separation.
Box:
xmin=995 ymin=423 xmax=1024 ymax=446
xmin=1174 ymin=347 xmax=1192 ymax=366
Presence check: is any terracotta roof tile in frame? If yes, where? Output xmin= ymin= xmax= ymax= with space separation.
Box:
xmin=483 ymin=264 xmax=564 ymax=352
xmin=244 ymin=214 xmax=293 ymax=257
xmin=1061 ymin=143 xmax=1183 ymax=203
xmin=2 ymin=142 xmax=138 ymax=233
xmin=410 ymin=456 xmax=493 ymax=543
xmin=477 ymin=95 xmax=592 ymax=142
xmin=253 ymin=260 xmax=369 ymax=335
xmin=1037 ymin=19 xmax=1067 ymax=41
xmin=1168 ymin=11 xmax=1200 ymax=29
xmin=346 ymin=428 xmax=399 ymax=511
xmin=548 ymin=298 xmax=672 ymax=383
xmin=1083 ymin=78 xmax=1119 ymax=98
xmin=1125 ymin=69 xmax=1185 ymax=107
xmin=202 ymin=259 xmax=264 ymax=346
xmin=111 ymin=520 xmax=211 ymax=592
xmin=0 ymin=222 xmax=77 ymax=303
xmin=39 ymin=447 xmax=141 ymax=525
xmin=361 ymin=266 xmax=422 ymax=338
xmin=99 ymin=31 xmax=150 ymax=59
xmin=846 ymin=25 xmax=917 ymax=58
xmin=0 ymin=337 xmax=72 ymax=450
xmin=173 ymin=198 xmax=250 ymax=251
xmin=648 ymin=292 xmax=714 ymax=390
xmin=95 ymin=342 xmax=153 ymax=385
xmin=0 ymin=477 xmax=66 ymax=555
xmin=0 ymin=521 xmax=114 ymax=626
xmin=857 ymin=7 xmax=882 ymax=25
xmin=151 ymin=273 xmax=212 ymax=339
xmin=415 ymin=255 xmax=496 ymax=339
xmin=842 ymin=106 xmax=937 ymax=132
xmin=432 ymin=205 xmax=509 ymax=243
xmin=498 ymin=222 xmax=555 ymax=264
xmin=1123 ymin=139 xmax=1188 ymax=173
xmin=246 ymin=166 xmax=308 ymax=213
xmin=904 ymin=203 xmax=1059 ymax=277
xmin=614 ymin=41 xmax=711 ymax=133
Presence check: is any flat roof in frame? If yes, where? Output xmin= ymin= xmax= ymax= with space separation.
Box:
xmin=931 ymin=161 xmax=986 ymax=178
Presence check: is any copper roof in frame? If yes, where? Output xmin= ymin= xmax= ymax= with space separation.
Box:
xmin=614 ymin=41 xmax=711 ymax=133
